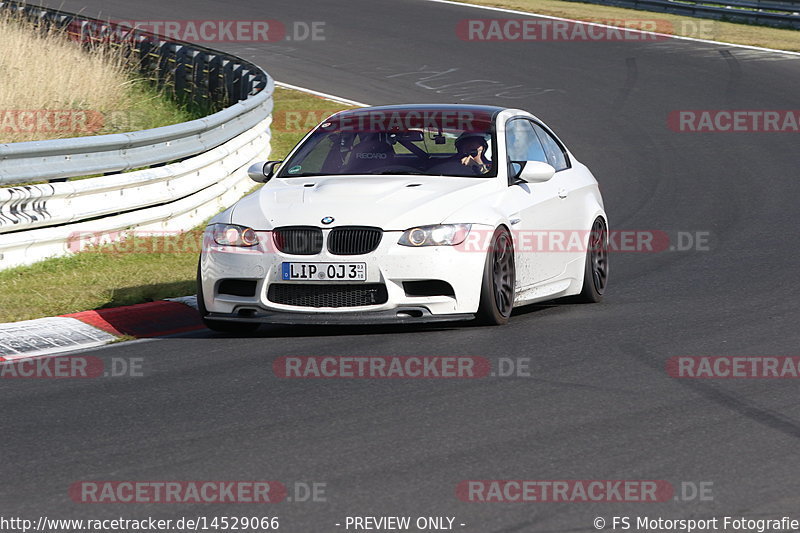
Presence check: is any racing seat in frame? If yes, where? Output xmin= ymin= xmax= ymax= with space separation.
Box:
xmin=343 ymin=135 xmax=396 ymax=174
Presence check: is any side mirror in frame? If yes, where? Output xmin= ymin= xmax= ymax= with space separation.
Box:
xmin=515 ymin=161 xmax=556 ymax=183
xmin=248 ymin=160 xmax=283 ymax=183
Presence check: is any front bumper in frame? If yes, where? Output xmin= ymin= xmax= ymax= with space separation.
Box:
xmin=206 ymin=308 xmax=474 ymax=325
xmin=199 ymin=228 xmax=489 ymax=323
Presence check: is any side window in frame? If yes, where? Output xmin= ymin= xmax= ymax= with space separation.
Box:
xmin=532 ymin=123 xmax=570 ymax=171
xmin=505 ymin=119 xmax=547 ymax=163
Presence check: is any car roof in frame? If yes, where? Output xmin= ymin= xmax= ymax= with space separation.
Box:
xmin=333 ymin=104 xmax=507 ymax=118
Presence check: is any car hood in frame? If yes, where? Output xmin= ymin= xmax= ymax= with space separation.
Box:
xmin=229 ymin=175 xmax=500 ymax=230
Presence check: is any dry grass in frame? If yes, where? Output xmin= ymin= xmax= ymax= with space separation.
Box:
xmin=0 ymin=12 xmax=194 ymax=143
xmin=451 ymin=0 xmax=800 ymax=51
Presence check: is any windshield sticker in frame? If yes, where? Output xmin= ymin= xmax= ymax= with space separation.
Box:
xmin=288 ymin=165 xmax=302 ymax=174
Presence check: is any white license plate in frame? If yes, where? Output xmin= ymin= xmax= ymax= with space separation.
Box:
xmin=281 ymin=262 xmax=366 ymax=281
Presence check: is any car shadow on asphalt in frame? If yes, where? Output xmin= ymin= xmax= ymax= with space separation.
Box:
xmin=189 ymin=301 xmax=570 ymax=339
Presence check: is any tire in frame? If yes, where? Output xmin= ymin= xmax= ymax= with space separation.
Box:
xmin=576 ymin=217 xmax=608 ymax=303
xmin=475 ymin=227 xmax=516 ymax=325
xmin=196 ymin=260 xmax=261 ymax=334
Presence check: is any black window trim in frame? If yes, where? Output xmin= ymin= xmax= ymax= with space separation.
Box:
xmin=530 ymin=119 xmax=572 ymax=171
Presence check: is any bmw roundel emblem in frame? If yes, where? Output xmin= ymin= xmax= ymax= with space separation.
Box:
xmin=321 ymin=216 xmax=334 ymax=225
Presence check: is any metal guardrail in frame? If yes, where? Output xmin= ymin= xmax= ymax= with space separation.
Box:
xmin=0 ymin=3 xmax=275 ymax=268
xmin=0 ymin=92 xmax=271 ymax=183
xmin=567 ymin=0 xmax=800 ymax=29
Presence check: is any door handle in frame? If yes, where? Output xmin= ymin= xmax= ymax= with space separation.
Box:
xmin=558 ymin=188 xmax=568 ymax=199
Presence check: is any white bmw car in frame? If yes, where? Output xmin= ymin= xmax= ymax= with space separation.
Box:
xmin=198 ymin=104 xmax=608 ymax=332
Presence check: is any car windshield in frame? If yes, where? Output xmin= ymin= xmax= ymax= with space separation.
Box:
xmin=278 ymin=109 xmax=497 ymax=178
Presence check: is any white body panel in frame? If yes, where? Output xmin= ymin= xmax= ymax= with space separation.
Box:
xmin=199 ymin=106 xmax=606 ymax=323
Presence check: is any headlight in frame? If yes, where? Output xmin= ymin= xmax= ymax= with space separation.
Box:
xmin=207 ymin=223 xmax=259 ymax=247
xmin=398 ymin=224 xmax=471 ymax=247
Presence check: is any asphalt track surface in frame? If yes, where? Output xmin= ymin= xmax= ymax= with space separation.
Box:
xmin=3 ymin=1 xmax=800 ymax=531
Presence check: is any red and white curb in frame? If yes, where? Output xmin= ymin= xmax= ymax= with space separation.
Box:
xmin=0 ymin=297 xmax=203 ymax=362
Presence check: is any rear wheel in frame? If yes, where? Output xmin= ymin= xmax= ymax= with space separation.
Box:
xmin=576 ymin=217 xmax=608 ymax=303
xmin=196 ymin=260 xmax=261 ymax=334
xmin=475 ymin=227 xmax=515 ymax=325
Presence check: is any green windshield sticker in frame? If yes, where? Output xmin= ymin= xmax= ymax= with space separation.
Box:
xmin=288 ymin=165 xmax=302 ymax=174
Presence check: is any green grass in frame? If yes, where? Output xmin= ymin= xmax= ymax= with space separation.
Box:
xmin=0 ymin=235 xmax=201 ymax=322
xmin=0 ymin=88 xmax=357 ymax=323
xmin=94 ymin=78 xmax=201 ymax=135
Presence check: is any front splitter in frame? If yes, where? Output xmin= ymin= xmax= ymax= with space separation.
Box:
xmin=206 ymin=307 xmax=474 ymax=325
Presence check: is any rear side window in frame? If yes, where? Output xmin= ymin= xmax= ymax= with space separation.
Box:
xmin=505 ymin=119 xmax=547 ymax=163
xmin=532 ymin=123 xmax=570 ymax=171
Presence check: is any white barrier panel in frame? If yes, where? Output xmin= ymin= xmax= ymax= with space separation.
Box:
xmin=0 ymin=116 xmax=271 ymax=269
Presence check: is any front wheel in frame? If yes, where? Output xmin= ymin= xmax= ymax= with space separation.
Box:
xmin=475 ymin=227 xmax=516 ymax=325
xmin=196 ymin=260 xmax=261 ymax=334
xmin=576 ymin=217 xmax=608 ymax=303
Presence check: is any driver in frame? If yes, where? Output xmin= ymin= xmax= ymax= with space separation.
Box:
xmin=454 ymin=132 xmax=492 ymax=175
